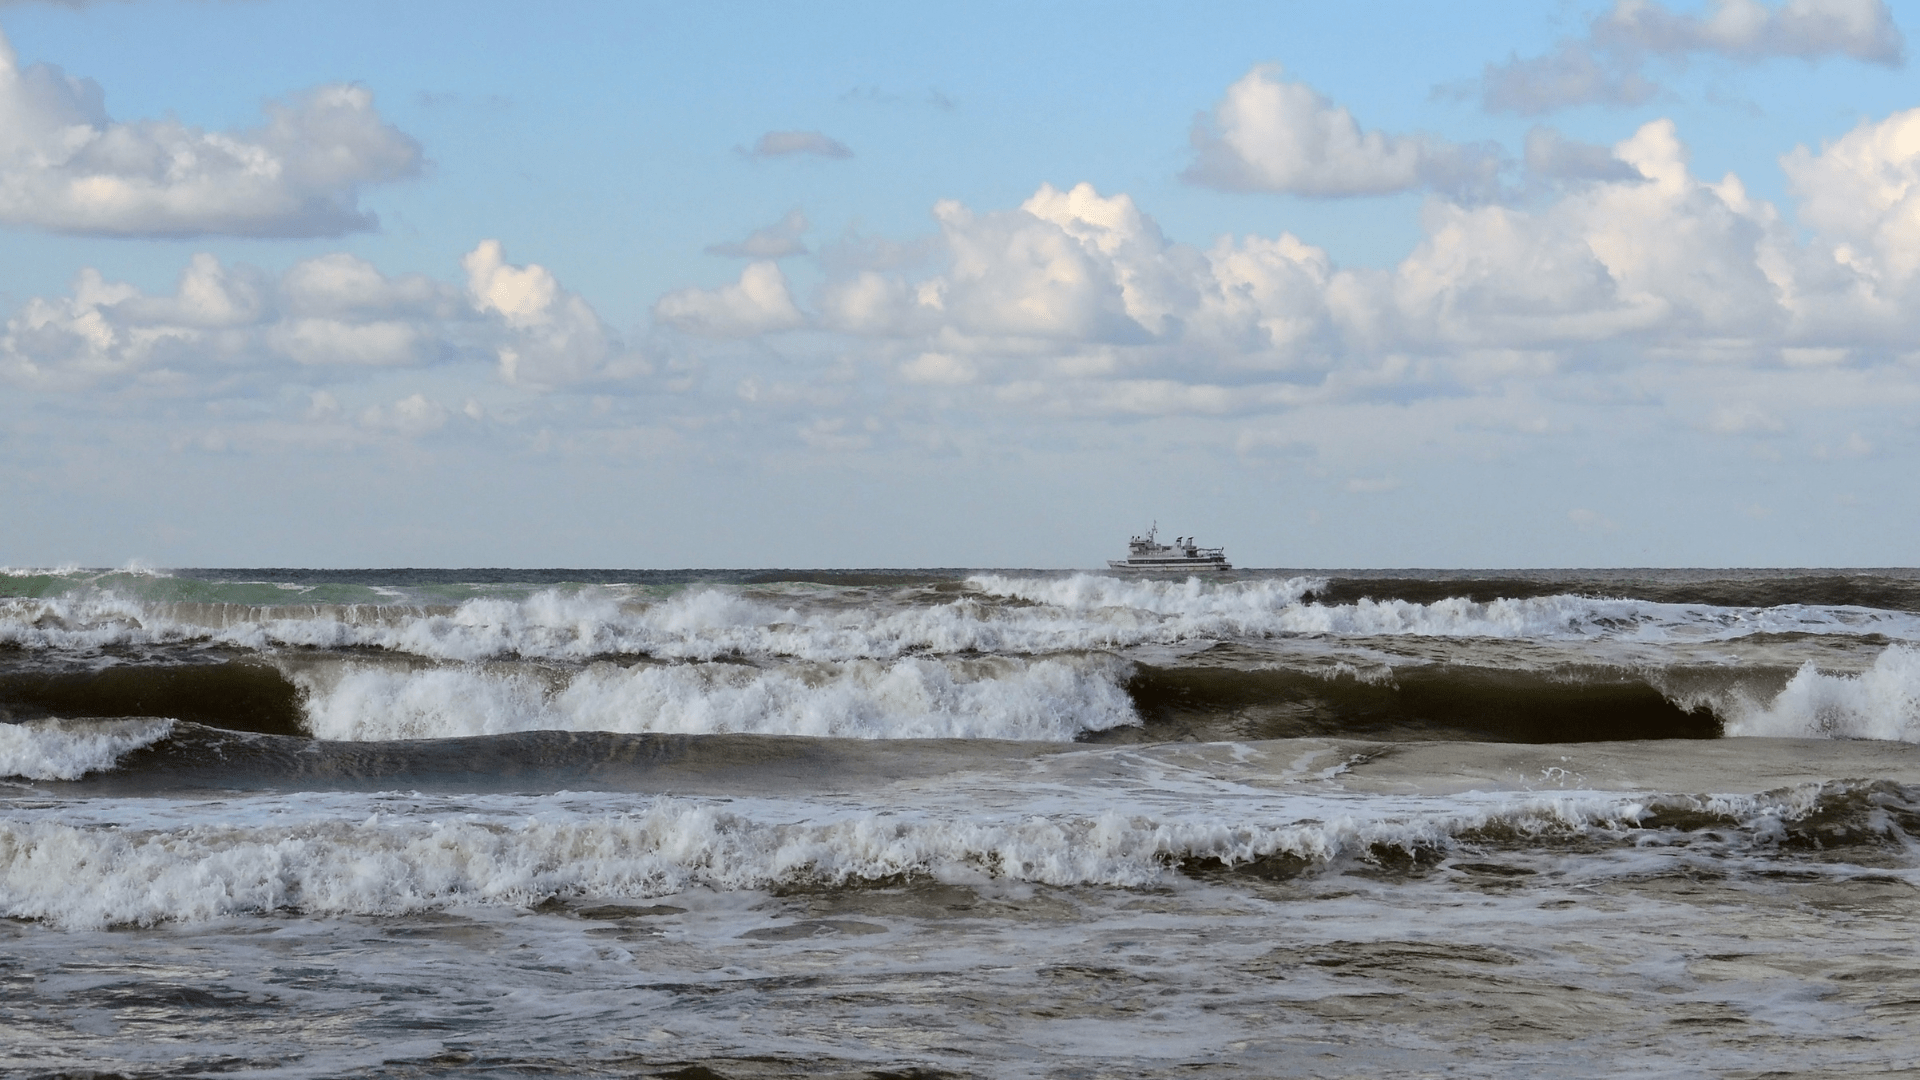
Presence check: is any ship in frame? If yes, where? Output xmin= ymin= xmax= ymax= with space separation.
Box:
xmin=1108 ymin=524 xmax=1232 ymax=572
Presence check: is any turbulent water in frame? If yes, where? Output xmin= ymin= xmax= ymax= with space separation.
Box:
xmin=6 ymin=565 xmax=1920 ymax=1077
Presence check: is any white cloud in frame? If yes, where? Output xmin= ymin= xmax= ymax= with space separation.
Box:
xmin=463 ymin=240 xmax=640 ymax=387
xmin=1390 ymin=120 xmax=1788 ymax=349
xmin=281 ymin=252 xmax=455 ymax=319
xmin=1782 ymin=106 xmax=1920 ymax=283
xmin=269 ymin=318 xmax=428 ymax=368
xmin=2 ymin=242 xmax=637 ymax=392
xmin=924 ymin=189 xmax=1157 ymax=340
xmin=648 ymin=110 xmax=1920 ymax=426
xmin=705 ymin=209 xmax=811 ymax=258
xmin=653 ymin=261 xmax=805 ymax=337
xmin=0 ymin=28 xmax=420 ymax=236
xmin=11 ymin=92 xmax=1920 ymax=522
xmin=1186 ymin=66 xmax=1503 ymax=200
xmin=1196 ymin=231 xmax=1336 ymax=362
xmin=1478 ymin=0 xmax=1904 ymax=115
xmin=748 ymin=130 xmax=853 ymax=159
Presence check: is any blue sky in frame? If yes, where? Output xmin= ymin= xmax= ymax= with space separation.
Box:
xmin=2 ymin=0 xmax=1918 ymax=567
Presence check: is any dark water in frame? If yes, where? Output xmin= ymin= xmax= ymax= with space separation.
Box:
xmin=5 ymin=566 xmax=1920 ymax=1077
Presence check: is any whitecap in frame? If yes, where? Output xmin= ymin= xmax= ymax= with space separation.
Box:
xmin=0 ymin=717 xmax=176 ymax=781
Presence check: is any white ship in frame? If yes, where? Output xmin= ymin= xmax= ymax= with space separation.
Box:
xmin=1108 ymin=524 xmax=1232 ymax=572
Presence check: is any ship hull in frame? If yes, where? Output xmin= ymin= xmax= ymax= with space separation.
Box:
xmin=1106 ymin=558 xmax=1232 ymax=572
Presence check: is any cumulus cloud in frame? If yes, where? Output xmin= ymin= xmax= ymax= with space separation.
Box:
xmin=1186 ymin=66 xmax=1504 ymax=200
xmin=0 ymin=28 xmax=420 ymax=237
xmin=1 ymin=242 xmax=637 ymax=392
xmin=748 ymin=130 xmax=853 ymax=159
xmin=463 ymin=240 xmax=638 ymax=387
xmin=1781 ymin=106 xmax=1920 ymax=283
xmin=656 ymin=109 xmax=1920 ymax=421
xmin=797 ymin=177 xmax=1355 ymax=412
xmin=1389 ymin=120 xmax=1794 ymax=348
xmin=653 ymin=262 xmax=806 ymax=337
xmin=705 ymin=209 xmax=810 ymax=258
xmin=1477 ymin=0 xmax=1904 ymax=115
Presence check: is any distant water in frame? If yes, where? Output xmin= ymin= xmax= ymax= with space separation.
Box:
xmin=6 ymin=566 xmax=1920 ymax=1077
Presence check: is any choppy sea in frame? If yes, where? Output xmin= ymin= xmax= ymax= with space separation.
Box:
xmin=6 ymin=565 xmax=1920 ymax=1078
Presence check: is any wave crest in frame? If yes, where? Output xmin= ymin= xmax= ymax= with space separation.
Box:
xmin=292 ymin=655 xmax=1142 ymax=742
xmin=1724 ymin=645 xmax=1920 ymax=740
xmin=6 ymin=780 xmax=1902 ymax=928
xmin=8 ymin=575 xmax=1920 ymax=666
xmin=0 ymin=718 xmax=176 ymax=781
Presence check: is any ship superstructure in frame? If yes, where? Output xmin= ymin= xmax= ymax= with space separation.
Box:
xmin=1107 ymin=525 xmax=1231 ymax=572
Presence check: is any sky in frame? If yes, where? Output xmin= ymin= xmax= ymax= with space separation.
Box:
xmin=2 ymin=0 xmax=1918 ymax=569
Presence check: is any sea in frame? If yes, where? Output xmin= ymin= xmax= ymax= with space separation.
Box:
xmin=5 ymin=565 xmax=1920 ymax=1079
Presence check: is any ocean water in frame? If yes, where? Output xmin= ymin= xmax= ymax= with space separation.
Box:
xmin=5 ymin=566 xmax=1920 ymax=1078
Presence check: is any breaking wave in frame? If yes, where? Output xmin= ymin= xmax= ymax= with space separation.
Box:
xmin=293 ymin=656 xmax=1141 ymax=742
xmin=1723 ymin=645 xmax=1920 ymax=741
xmin=0 ymin=718 xmax=176 ymax=781
xmin=3 ymin=780 xmax=1908 ymax=928
xmin=973 ymin=574 xmax=1920 ymax=642
xmin=7 ymin=574 xmax=1920 ymax=665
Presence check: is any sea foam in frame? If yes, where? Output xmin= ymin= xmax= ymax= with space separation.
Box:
xmin=293 ymin=655 xmax=1141 ymax=742
xmin=0 ymin=718 xmax=176 ymax=781
xmin=0 ymin=782 xmax=1881 ymax=928
xmin=8 ymin=575 xmax=1920 ymax=665
xmin=1724 ymin=645 xmax=1920 ymax=741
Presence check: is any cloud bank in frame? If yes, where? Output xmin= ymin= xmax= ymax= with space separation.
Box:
xmin=18 ymin=99 xmax=1918 ymax=442
xmin=2 ymin=241 xmax=639 ymax=393
xmin=668 ymin=106 xmax=1920 ymax=431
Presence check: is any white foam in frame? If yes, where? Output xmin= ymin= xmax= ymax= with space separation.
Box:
xmin=0 ymin=563 xmax=80 ymax=577
xmin=976 ymin=574 xmax=1920 ymax=643
xmin=7 ymin=575 xmax=1920 ymax=664
xmin=3 ymin=781 xmax=1870 ymax=929
xmin=0 ymin=786 xmax=1712 ymax=928
xmin=1724 ymin=645 xmax=1920 ymax=741
xmin=294 ymin=655 xmax=1142 ymax=742
xmin=969 ymin=574 xmax=1324 ymax=620
xmin=0 ymin=718 xmax=176 ymax=781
